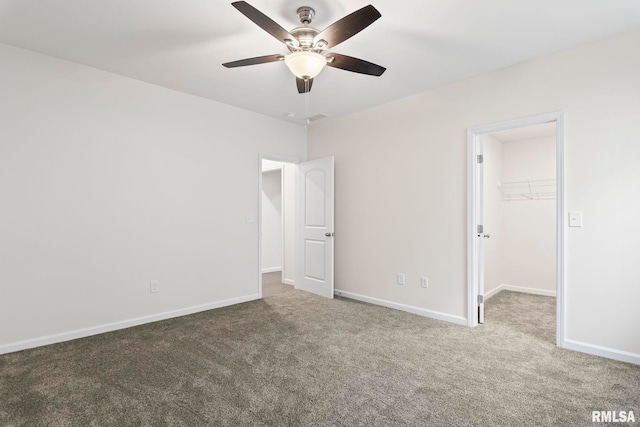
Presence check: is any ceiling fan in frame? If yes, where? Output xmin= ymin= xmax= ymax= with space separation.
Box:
xmin=222 ymin=1 xmax=386 ymax=94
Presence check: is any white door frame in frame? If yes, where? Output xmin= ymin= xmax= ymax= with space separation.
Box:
xmin=466 ymin=112 xmax=566 ymax=348
xmin=258 ymin=152 xmax=301 ymax=299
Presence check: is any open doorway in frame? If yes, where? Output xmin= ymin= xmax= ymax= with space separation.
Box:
xmin=467 ymin=112 xmax=565 ymax=348
xmin=480 ymin=123 xmax=557 ymax=343
xmin=260 ymin=157 xmax=297 ymax=298
xmin=259 ymin=154 xmax=336 ymax=300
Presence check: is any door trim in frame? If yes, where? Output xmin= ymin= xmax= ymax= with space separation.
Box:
xmin=466 ymin=112 xmax=566 ymax=348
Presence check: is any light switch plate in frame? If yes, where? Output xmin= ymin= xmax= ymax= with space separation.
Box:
xmin=397 ymin=273 xmax=405 ymax=285
xmin=569 ymin=211 xmax=582 ymax=227
xmin=150 ymin=280 xmax=160 ymax=293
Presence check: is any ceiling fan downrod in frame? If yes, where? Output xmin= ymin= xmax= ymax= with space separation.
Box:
xmin=296 ymin=6 xmax=315 ymax=25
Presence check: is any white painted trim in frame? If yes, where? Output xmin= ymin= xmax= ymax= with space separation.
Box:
xmin=262 ymin=164 xmax=283 ymax=173
xmin=469 ymin=112 xmax=563 ymax=135
xmin=335 ymin=289 xmax=467 ymax=326
xmin=467 ymin=128 xmax=478 ymax=326
xmin=258 ymin=155 xmax=263 ymax=299
xmin=283 ymin=278 xmax=295 ymax=286
xmin=0 ymin=294 xmax=261 ymax=356
xmin=262 ymin=267 xmax=282 ymax=273
xmin=280 ymin=163 xmax=285 ymax=289
xmin=485 ymin=284 xmax=556 ymax=300
xmin=259 ymin=153 xmax=301 ymax=165
xmin=467 ymin=112 xmax=566 ymax=349
xmin=555 ymin=114 xmax=566 ymax=348
xmin=564 ymin=340 xmax=640 ymax=365
xmin=484 ymin=286 xmax=503 ymax=300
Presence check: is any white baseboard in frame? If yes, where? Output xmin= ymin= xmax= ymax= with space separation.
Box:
xmin=484 ymin=286 xmax=503 ymax=300
xmin=0 ymin=294 xmax=261 ymax=356
xmin=485 ymin=284 xmax=556 ymax=300
xmin=564 ymin=339 xmax=640 ymax=365
xmin=283 ymin=278 xmax=295 ymax=286
xmin=334 ymin=289 xmax=467 ymax=326
xmin=261 ymin=267 xmax=282 ymax=274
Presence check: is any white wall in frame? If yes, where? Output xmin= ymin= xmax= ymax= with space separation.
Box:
xmin=0 ymin=43 xmax=306 ymax=350
xmin=500 ymin=136 xmax=556 ymax=293
xmin=261 ymin=169 xmax=282 ymax=272
xmin=308 ymin=29 xmax=640 ymax=358
xmin=482 ymin=134 xmax=504 ymax=295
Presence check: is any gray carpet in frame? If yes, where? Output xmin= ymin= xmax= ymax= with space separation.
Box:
xmin=1 ymin=290 xmax=638 ymax=426
xmin=485 ymin=290 xmax=557 ymax=344
xmin=262 ymin=272 xmax=294 ymax=298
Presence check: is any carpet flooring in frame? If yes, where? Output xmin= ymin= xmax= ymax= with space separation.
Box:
xmin=262 ymin=272 xmax=293 ymax=298
xmin=1 ymin=290 xmax=638 ymax=426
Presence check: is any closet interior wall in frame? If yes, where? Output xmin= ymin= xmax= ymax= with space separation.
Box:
xmin=484 ymin=131 xmax=557 ymax=297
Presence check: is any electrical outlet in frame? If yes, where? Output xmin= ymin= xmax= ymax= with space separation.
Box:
xmin=421 ymin=277 xmax=429 ymax=288
xmin=397 ymin=273 xmax=405 ymax=285
xmin=150 ymin=280 xmax=160 ymax=293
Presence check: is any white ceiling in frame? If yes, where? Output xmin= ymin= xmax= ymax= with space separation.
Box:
xmin=1 ymin=0 xmax=639 ymax=125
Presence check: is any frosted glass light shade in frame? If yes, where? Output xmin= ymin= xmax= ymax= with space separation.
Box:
xmin=284 ymin=51 xmax=327 ymax=79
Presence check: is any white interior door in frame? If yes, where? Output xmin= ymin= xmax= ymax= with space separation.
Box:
xmin=477 ymin=139 xmax=486 ymax=324
xmin=296 ymin=156 xmax=334 ymax=298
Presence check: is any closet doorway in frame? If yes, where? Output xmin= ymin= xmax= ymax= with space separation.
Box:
xmin=467 ymin=112 xmax=566 ymax=347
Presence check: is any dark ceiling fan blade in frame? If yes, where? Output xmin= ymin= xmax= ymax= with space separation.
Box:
xmin=296 ymin=77 xmax=313 ymax=94
xmin=313 ymin=5 xmax=381 ymax=49
xmin=326 ymin=53 xmax=386 ymax=76
xmin=222 ymin=54 xmax=284 ymax=68
xmin=232 ymin=1 xmax=299 ymax=47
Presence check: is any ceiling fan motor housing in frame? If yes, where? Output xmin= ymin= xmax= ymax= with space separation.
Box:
xmin=289 ymin=27 xmax=321 ymax=51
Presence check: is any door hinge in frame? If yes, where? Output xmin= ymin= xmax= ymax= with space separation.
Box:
xmin=478 ymin=294 xmax=484 ymax=304
xmin=477 ymin=154 xmax=483 ymax=164
xmin=477 ymin=224 xmax=483 ymax=234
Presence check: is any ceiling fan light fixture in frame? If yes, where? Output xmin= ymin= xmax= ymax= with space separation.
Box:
xmin=284 ymin=51 xmax=327 ymax=79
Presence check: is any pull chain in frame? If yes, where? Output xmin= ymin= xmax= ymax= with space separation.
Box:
xmin=304 ymin=79 xmax=311 ymax=129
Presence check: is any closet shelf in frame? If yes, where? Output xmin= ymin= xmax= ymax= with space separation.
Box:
xmin=498 ymin=179 xmax=556 ymax=201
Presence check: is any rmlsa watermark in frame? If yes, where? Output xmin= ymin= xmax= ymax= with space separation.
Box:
xmin=592 ymin=410 xmax=636 ymax=423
